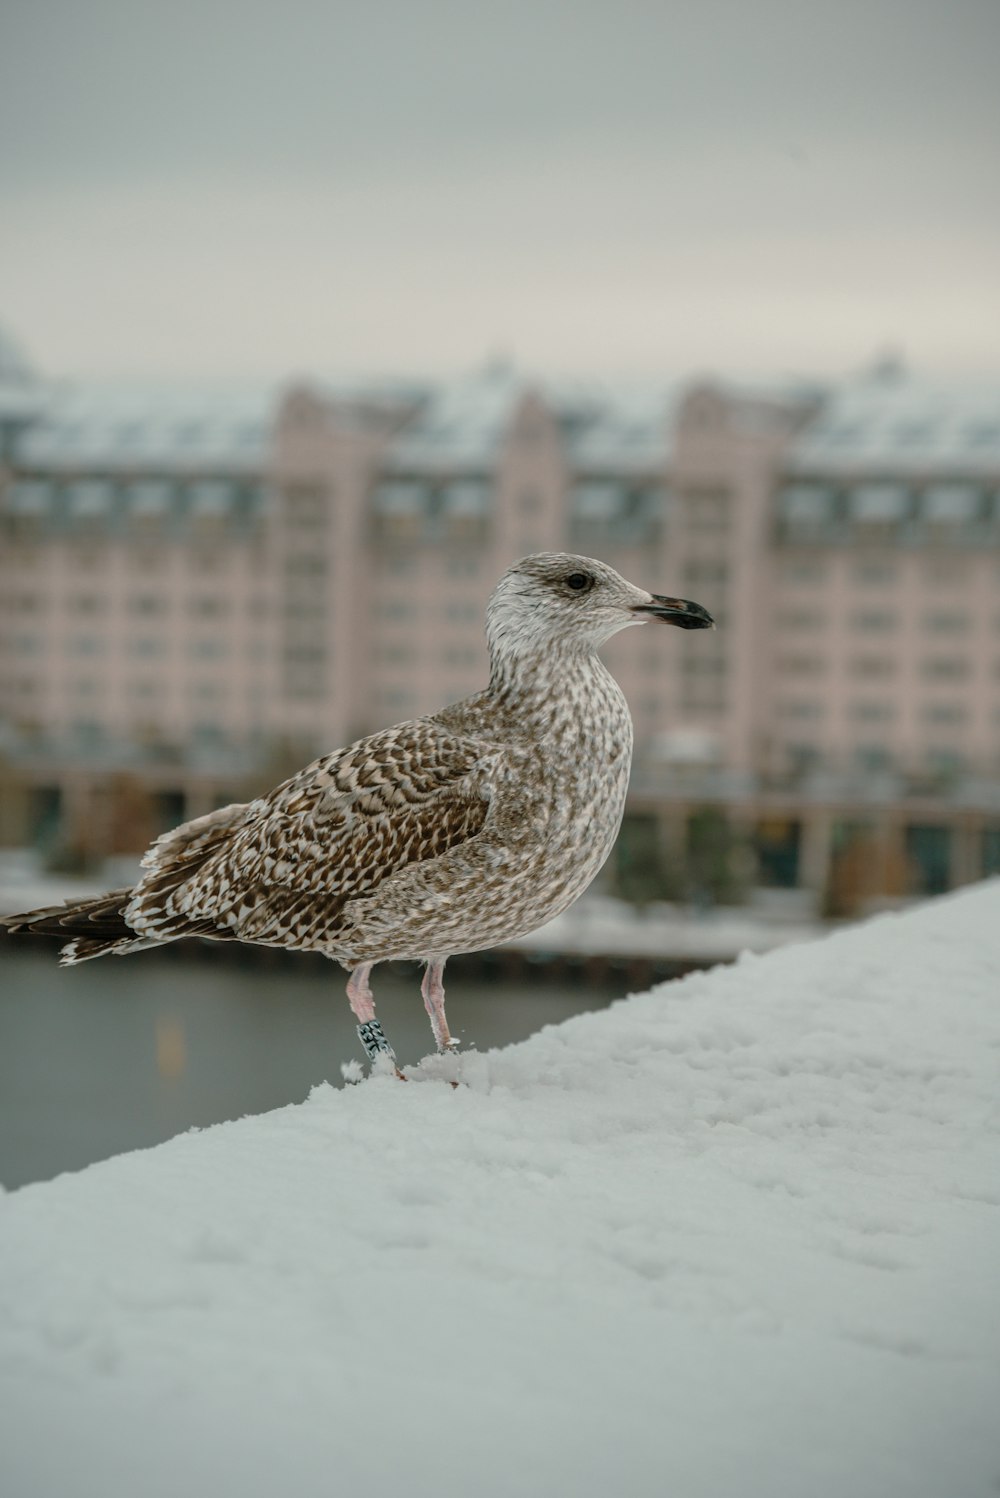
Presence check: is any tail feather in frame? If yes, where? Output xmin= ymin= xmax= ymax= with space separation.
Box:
xmin=4 ymin=887 xmax=238 ymax=963
xmin=3 ymin=803 xmax=253 ymax=965
xmin=2 ymin=889 xmax=142 ymax=963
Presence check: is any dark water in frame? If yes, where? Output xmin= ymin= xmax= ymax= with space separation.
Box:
xmin=0 ymin=945 xmax=625 ymax=1189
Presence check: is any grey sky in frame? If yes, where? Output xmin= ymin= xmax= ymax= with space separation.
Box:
xmin=2 ymin=0 xmax=998 ymax=381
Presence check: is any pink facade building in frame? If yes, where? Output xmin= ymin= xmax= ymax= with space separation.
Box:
xmin=1 ymin=330 xmax=998 ymax=908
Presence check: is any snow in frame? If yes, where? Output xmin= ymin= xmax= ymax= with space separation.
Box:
xmin=2 ymin=882 xmax=999 ymax=1498
xmin=786 ymin=373 xmax=1000 ymax=474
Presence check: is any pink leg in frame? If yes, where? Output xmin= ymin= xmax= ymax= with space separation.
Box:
xmin=346 ymin=963 xmax=375 ymax=1023
xmin=421 ymin=958 xmax=457 ymax=1053
xmin=346 ymin=963 xmax=399 ymax=1069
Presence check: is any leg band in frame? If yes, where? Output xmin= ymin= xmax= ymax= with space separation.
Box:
xmin=357 ymin=1019 xmax=396 ymax=1062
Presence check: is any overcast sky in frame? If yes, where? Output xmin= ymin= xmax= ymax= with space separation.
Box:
xmin=2 ymin=0 xmax=998 ymax=383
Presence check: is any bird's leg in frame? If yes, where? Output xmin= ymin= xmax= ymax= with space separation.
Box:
xmin=346 ymin=962 xmax=400 ymax=1072
xmin=421 ymin=958 xmax=458 ymax=1053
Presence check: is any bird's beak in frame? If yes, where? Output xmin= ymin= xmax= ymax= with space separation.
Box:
xmin=630 ymin=594 xmax=715 ymax=630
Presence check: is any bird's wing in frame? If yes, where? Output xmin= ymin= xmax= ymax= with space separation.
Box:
xmin=125 ymin=719 xmax=500 ymax=948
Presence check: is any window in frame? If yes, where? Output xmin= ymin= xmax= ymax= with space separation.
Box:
xmin=921 ymin=658 xmax=969 ymax=680
xmin=923 ymin=611 xmax=969 ymax=634
xmin=775 ymin=608 xmax=826 ymax=631
xmin=850 ymin=656 xmax=895 ymax=679
xmin=373 ymin=481 xmax=425 ymax=516
xmin=70 ymin=719 xmax=104 ymax=747
xmin=681 ymin=655 xmax=726 ymax=677
xmin=778 ymin=700 xmax=825 ymax=720
xmin=779 ymin=559 xmax=827 ymax=584
xmin=445 ymin=601 xmax=478 ymax=624
xmin=127 ymin=480 xmax=173 ymax=515
xmin=922 ymin=485 xmax=979 ymax=524
xmin=66 ymin=480 xmax=113 ymax=518
xmin=190 ymin=639 xmax=226 ymax=661
xmin=444 ymin=645 xmax=480 ymax=668
xmin=378 ymin=642 xmax=415 ymax=666
xmin=70 ymin=546 xmax=105 ymax=572
xmin=778 ymin=485 xmax=835 ymax=526
xmin=7 ymin=480 xmax=52 ymax=514
xmin=851 ymin=701 xmax=895 ymax=723
xmin=851 ymin=610 xmax=897 ymax=632
xmin=777 ymin=655 xmax=827 ymax=676
xmin=923 ymin=703 xmax=967 ymax=725
xmin=285 ymin=554 xmax=327 ymax=577
xmin=284 ymin=600 xmax=325 ymax=623
xmin=70 ymin=634 xmax=105 ymax=657
xmin=8 ymin=593 xmax=45 ymax=615
xmin=853 ymin=745 xmax=893 ymax=773
xmin=851 ymin=561 xmax=896 ymax=586
xmin=190 ymin=596 xmax=228 ymax=619
xmin=129 ymin=594 xmax=166 ymax=617
xmin=922 ymin=559 xmax=968 ymax=587
xmin=283 ymin=644 xmax=326 ymax=665
xmin=187 ymin=481 xmax=232 ymax=516
xmin=187 ymin=678 xmax=228 ymax=702
xmin=130 ymin=637 xmax=164 ymax=659
xmin=70 ymin=594 xmax=105 ymax=617
xmin=571 ymin=482 xmax=621 ymax=522
xmin=848 ymin=484 xmax=909 ymax=523
xmin=683 ymin=560 xmax=728 ymax=587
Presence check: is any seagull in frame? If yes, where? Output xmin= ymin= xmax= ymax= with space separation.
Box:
xmin=4 ymin=554 xmax=713 ymax=1071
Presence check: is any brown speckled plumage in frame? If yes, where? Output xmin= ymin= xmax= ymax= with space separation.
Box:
xmin=4 ymin=554 xmax=713 ymax=1065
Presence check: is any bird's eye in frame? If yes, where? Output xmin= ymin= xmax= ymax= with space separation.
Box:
xmin=565 ymin=572 xmax=593 ymax=592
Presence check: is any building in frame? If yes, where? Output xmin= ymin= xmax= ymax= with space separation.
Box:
xmin=1 ymin=330 xmax=998 ymax=908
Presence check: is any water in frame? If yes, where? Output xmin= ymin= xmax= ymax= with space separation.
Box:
xmin=0 ymin=945 xmax=627 ymax=1189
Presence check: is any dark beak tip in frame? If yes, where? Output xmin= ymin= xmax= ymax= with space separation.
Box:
xmin=634 ymin=595 xmax=715 ymax=630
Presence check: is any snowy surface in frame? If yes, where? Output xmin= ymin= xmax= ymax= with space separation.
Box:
xmin=2 ymin=883 xmax=999 ymax=1498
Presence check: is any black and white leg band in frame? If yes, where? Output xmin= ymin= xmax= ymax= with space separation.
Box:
xmin=357 ymin=1019 xmax=396 ymax=1062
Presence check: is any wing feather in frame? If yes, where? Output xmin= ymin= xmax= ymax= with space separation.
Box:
xmin=125 ymin=719 xmax=499 ymax=949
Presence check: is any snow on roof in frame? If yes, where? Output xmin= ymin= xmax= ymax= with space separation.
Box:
xmin=565 ymin=381 xmax=673 ymax=472
xmin=384 ymin=367 xmax=673 ymax=474
xmin=13 ymin=381 xmax=277 ymax=472
xmin=2 ymin=881 xmax=998 ymax=1498
xmin=788 ymin=372 xmax=1000 ymax=475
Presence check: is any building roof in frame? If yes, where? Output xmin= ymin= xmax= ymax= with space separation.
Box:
xmin=787 ymin=371 xmax=1000 ymax=476
xmin=563 ymin=382 xmax=674 ymax=472
xmin=384 ymin=363 xmax=525 ymax=472
xmin=12 ymin=381 xmax=277 ymax=473
xmin=382 ymin=365 xmax=674 ymax=474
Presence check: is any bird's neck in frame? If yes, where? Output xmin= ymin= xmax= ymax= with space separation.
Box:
xmin=487 ymin=641 xmax=626 ymax=731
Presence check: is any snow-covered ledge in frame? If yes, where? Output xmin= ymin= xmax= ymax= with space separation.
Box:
xmin=2 ymin=884 xmax=999 ymax=1498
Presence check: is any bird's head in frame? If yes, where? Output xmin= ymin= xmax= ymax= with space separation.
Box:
xmin=485 ymin=553 xmax=714 ymax=667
